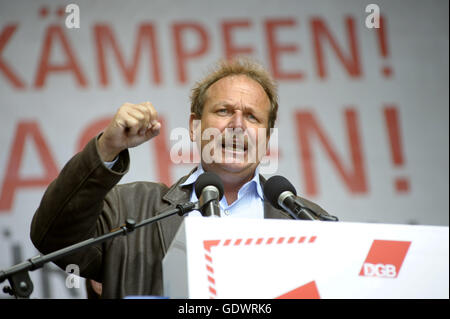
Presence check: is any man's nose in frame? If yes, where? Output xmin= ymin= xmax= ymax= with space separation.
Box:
xmin=228 ymin=111 xmax=246 ymax=130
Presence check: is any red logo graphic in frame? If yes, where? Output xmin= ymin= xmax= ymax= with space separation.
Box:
xmin=359 ymin=240 xmax=411 ymax=278
xmin=276 ymin=281 xmax=320 ymax=299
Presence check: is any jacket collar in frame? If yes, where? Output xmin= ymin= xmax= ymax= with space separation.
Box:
xmin=158 ymin=168 xmax=292 ymax=253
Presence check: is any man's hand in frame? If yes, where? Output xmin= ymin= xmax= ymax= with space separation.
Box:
xmin=98 ymin=102 xmax=161 ymax=161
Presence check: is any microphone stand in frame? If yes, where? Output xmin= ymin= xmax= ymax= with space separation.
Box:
xmin=0 ymin=201 xmax=198 ymax=299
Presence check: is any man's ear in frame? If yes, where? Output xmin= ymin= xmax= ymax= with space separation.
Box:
xmin=189 ymin=113 xmax=200 ymax=142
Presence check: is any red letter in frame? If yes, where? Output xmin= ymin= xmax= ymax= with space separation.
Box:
xmin=0 ymin=122 xmax=59 ymax=212
xmin=311 ymin=17 xmax=361 ymax=79
xmin=222 ymin=20 xmax=253 ymax=60
xmin=76 ymin=116 xmax=113 ymax=152
xmin=173 ymin=23 xmax=209 ymax=84
xmin=34 ymin=25 xmax=87 ymax=88
xmin=295 ymin=108 xmax=367 ymax=196
xmin=0 ymin=24 xmax=25 ymax=89
xmin=265 ymin=19 xmax=304 ymax=80
xmin=94 ymin=23 xmax=161 ymax=86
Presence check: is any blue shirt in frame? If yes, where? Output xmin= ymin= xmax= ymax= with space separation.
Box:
xmin=180 ymin=164 xmax=264 ymax=219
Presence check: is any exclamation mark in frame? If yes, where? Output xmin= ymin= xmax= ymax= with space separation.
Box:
xmin=383 ymin=106 xmax=409 ymax=193
xmin=377 ymin=16 xmax=393 ymax=78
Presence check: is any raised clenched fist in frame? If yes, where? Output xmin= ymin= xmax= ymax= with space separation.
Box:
xmin=97 ymin=102 xmax=161 ymax=161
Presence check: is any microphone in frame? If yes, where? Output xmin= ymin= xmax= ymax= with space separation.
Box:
xmin=194 ymin=172 xmax=224 ymax=217
xmin=263 ymin=175 xmax=338 ymax=221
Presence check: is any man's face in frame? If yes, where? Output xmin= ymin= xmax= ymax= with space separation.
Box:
xmin=189 ymin=75 xmax=271 ymax=181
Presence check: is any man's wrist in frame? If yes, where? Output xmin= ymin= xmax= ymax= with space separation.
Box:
xmin=97 ymin=135 xmax=122 ymax=162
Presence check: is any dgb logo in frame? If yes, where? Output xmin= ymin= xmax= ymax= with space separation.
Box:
xmin=359 ymin=240 xmax=411 ymax=279
xmin=361 ymin=263 xmax=397 ymax=278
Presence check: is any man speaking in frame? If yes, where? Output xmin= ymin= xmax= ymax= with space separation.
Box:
xmin=30 ymin=58 xmax=330 ymax=298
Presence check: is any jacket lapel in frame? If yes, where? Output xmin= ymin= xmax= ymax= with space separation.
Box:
xmin=157 ymin=168 xmax=196 ymax=254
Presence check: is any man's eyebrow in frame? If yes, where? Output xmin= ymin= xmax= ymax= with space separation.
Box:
xmin=212 ymin=101 xmax=234 ymax=107
xmin=212 ymin=101 xmax=259 ymax=111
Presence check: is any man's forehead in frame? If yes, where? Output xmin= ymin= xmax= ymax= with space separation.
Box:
xmin=205 ymin=75 xmax=270 ymax=107
xmin=208 ymin=74 xmax=264 ymax=91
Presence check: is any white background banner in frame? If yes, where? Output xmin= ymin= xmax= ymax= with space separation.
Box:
xmin=0 ymin=0 xmax=448 ymax=298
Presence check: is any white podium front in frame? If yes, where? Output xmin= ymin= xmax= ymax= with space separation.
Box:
xmin=162 ymin=218 xmax=449 ymax=299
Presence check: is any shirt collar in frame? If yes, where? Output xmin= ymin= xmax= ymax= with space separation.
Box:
xmin=180 ymin=163 xmax=264 ymax=200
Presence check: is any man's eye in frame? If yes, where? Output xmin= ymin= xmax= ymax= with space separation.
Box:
xmin=248 ymin=114 xmax=258 ymax=122
xmin=217 ymin=109 xmax=228 ymax=115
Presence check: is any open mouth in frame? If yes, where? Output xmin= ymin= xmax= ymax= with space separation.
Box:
xmin=221 ymin=136 xmax=248 ymax=153
xmin=221 ymin=138 xmax=248 ymax=153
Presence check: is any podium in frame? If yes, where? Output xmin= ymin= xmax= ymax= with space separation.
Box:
xmin=162 ymin=217 xmax=449 ymax=299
